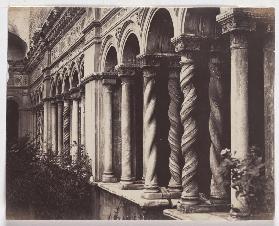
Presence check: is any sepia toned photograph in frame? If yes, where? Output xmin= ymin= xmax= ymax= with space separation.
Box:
xmin=6 ymin=6 xmax=274 ymax=221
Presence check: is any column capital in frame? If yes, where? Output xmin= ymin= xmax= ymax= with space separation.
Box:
xmin=216 ymin=8 xmax=275 ymax=35
xmin=171 ymin=34 xmax=206 ymax=53
xmin=102 ymin=78 xmax=117 ymax=90
xmin=70 ymin=91 xmax=81 ymax=101
xmin=115 ymin=64 xmax=138 ymax=78
xmin=230 ymin=32 xmax=249 ymax=49
xmin=55 ymin=94 xmax=64 ymax=103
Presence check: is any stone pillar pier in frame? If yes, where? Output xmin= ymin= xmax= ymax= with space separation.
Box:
xmin=208 ymin=39 xmax=228 ymax=203
xmin=50 ymin=101 xmax=57 ymax=155
xmin=137 ymin=54 xmax=160 ymax=198
xmin=63 ymin=97 xmax=71 ymax=157
xmin=172 ymin=34 xmax=203 ymax=207
xmin=217 ymin=9 xmax=257 ymax=217
xmin=71 ymin=93 xmax=80 ymax=163
xmin=167 ymin=56 xmax=183 ymax=198
xmin=56 ymin=98 xmax=63 ymax=156
xmin=102 ymin=78 xmax=117 ymax=183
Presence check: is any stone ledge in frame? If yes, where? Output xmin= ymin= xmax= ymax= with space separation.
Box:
xmin=163 ymin=209 xmax=230 ymax=221
xmin=163 ymin=209 xmax=274 ymax=221
xmin=97 ymin=182 xmax=179 ymax=208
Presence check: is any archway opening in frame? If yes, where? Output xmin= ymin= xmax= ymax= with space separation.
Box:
xmin=122 ymin=33 xmax=143 ymax=179
xmin=72 ymin=70 xmax=79 ymax=88
xmin=145 ymin=8 xmax=175 ymax=186
xmin=6 ymin=99 xmax=19 ymax=147
xmin=104 ymin=46 xmax=117 ymax=72
xmin=146 ymin=9 xmax=174 ymax=54
xmin=64 ymin=76 xmax=70 ymax=93
xmin=57 ymin=78 xmax=62 ymax=95
xmin=123 ymin=33 xmax=140 ymax=65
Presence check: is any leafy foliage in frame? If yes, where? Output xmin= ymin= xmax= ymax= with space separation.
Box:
xmin=219 ymin=146 xmax=268 ymax=215
xmin=6 ymin=137 xmax=93 ymax=219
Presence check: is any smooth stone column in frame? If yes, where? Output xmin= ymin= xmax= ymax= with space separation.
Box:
xmin=80 ymin=89 xmax=85 ymax=151
xmin=43 ymin=100 xmax=49 ymax=154
xmin=71 ymin=96 xmax=79 ymax=163
xmin=230 ymin=31 xmax=249 ymax=216
xmin=50 ymin=101 xmax=57 ymax=155
xmin=208 ymin=40 xmax=228 ymax=204
xmin=120 ymin=77 xmax=133 ymax=184
xmin=263 ymin=29 xmax=275 ymax=212
xmin=102 ymin=78 xmax=117 ymax=183
xmin=57 ymin=100 xmax=63 ymax=156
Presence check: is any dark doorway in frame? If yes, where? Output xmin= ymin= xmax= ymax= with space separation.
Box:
xmin=7 ymin=99 xmax=19 ymax=146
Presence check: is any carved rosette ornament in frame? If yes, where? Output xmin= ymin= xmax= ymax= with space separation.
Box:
xmin=208 ymin=40 xmax=228 ymax=203
xmin=167 ymin=57 xmax=183 ymax=193
xmin=171 ymin=34 xmax=204 ymax=205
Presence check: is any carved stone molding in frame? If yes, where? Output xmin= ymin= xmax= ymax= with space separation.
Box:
xmin=171 ymin=34 xmax=206 ymax=53
xmin=115 ymin=64 xmax=138 ymax=78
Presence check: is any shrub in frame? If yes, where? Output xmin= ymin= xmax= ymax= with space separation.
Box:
xmin=219 ymin=146 xmax=267 ymax=216
xmin=6 ymin=137 xmax=93 ymax=219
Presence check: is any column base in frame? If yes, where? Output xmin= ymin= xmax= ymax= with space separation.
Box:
xmin=141 ymin=185 xmax=160 ymax=199
xmin=177 ymin=199 xmax=230 ymax=213
xmin=141 ymin=187 xmax=182 ymax=199
xmin=230 ymin=209 xmax=251 ymax=219
xmin=102 ymin=173 xmax=118 ymax=183
xmin=210 ymin=196 xmax=229 ymax=205
xmin=119 ymin=181 xmax=145 ymax=190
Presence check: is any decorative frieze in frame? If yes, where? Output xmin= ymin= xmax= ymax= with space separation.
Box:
xmin=51 ymin=15 xmax=86 ymax=63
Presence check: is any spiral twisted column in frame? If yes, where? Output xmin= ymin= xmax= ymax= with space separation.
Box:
xmin=172 ymin=34 xmax=205 ymax=206
xmin=63 ymin=98 xmax=71 ymax=156
xmin=208 ymin=40 xmax=228 ymax=203
xmin=167 ymin=59 xmax=183 ymax=193
xmin=142 ymin=65 xmax=159 ymax=195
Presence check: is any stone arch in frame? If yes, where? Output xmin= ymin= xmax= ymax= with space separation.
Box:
xmin=56 ymin=73 xmax=63 ymax=95
xmin=142 ymin=8 xmax=176 ymax=54
xmin=103 ymin=46 xmax=118 ymax=72
xmin=50 ymin=77 xmax=57 ymax=98
xmin=181 ymin=8 xmax=219 ymax=38
xmin=62 ymin=67 xmax=71 ymax=93
xmin=78 ymin=54 xmax=84 ymax=79
xmin=69 ymin=62 xmax=80 ymax=88
xmin=100 ymin=35 xmax=118 ymax=72
xmin=39 ymin=86 xmax=43 ymax=103
xmin=119 ymin=21 xmax=142 ymax=64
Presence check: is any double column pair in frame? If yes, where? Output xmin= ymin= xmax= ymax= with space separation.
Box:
xmin=101 ymin=67 xmax=137 ymax=185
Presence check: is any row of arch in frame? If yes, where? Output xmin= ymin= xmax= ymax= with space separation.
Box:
xmin=49 ymin=54 xmax=84 ymax=98
xmin=30 ymin=54 xmax=84 ymax=106
xmin=100 ymin=7 xmax=218 ymax=71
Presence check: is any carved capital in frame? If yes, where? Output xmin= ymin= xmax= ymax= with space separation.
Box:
xmin=171 ymin=34 xmax=206 ymax=53
xmin=230 ymin=31 xmax=249 ymax=49
xmin=217 ymin=9 xmax=257 ymax=34
xmin=115 ymin=64 xmax=138 ymax=78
